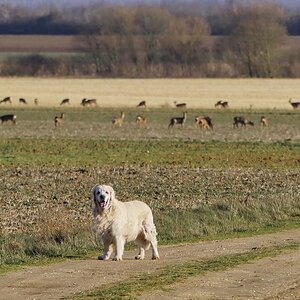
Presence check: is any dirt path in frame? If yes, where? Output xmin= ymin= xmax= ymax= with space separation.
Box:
xmin=0 ymin=228 xmax=299 ymax=300
xmin=138 ymin=248 xmax=300 ymax=300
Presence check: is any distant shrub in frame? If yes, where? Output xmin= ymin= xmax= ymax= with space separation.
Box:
xmin=1 ymin=54 xmax=59 ymax=76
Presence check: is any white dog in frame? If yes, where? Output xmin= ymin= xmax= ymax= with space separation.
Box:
xmin=91 ymin=185 xmax=160 ymax=261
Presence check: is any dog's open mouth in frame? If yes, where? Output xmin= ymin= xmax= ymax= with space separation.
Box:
xmin=100 ymin=201 xmax=107 ymax=208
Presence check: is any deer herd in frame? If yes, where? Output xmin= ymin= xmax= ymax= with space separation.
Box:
xmin=0 ymin=97 xmax=298 ymax=129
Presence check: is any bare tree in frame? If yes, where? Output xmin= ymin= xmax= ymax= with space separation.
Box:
xmin=225 ymin=1 xmax=286 ymax=78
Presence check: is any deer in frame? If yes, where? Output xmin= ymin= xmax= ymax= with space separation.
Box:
xmin=194 ymin=116 xmax=213 ymax=130
xmin=168 ymin=112 xmax=187 ymax=129
xmin=80 ymin=98 xmax=87 ymax=106
xmin=34 ymin=98 xmax=39 ymax=106
xmin=60 ymin=98 xmax=70 ymax=106
xmin=288 ymin=98 xmax=300 ymax=109
xmin=233 ymin=116 xmax=254 ymax=128
xmin=0 ymin=114 xmax=16 ymax=124
xmin=54 ymin=112 xmax=65 ymax=128
xmin=112 ymin=112 xmax=125 ymax=128
xmin=215 ymin=101 xmax=229 ymax=108
xmin=81 ymin=98 xmax=97 ymax=106
xmin=136 ymin=115 xmax=146 ymax=128
xmin=19 ymin=98 xmax=27 ymax=105
xmin=174 ymin=101 xmax=187 ymax=108
xmin=137 ymin=100 xmax=146 ymax=108
xmin=260 ymin=116 xmax=268 ymax=127
xmin=0 ymin=97 xmax=12 ymax=104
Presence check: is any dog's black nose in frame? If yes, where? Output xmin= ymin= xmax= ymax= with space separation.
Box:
xmin=100 ymin=194 xmax=105 ymax=201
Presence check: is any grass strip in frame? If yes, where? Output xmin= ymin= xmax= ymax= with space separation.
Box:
xmin=0 ymin=138 xmax=299 ymax=169
xmin=69 ymin=243 xmax=300 ymax=300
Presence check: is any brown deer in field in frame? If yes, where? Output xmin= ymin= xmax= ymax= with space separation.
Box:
xmin=137 ymin=100 xmax=146 ymax=108
xmin=168 ymin=112 xmax=187 ymax=129
xmin=34 ymin=98 xmax=39 ymax=106
xmin=0 ymin=114 xmax=16 ymax=124
xmin=54 ymin=112 xmax=65 ymax=128
xmin=288 ymin=98 xmax=300 ymax=109
xmin=81 ymin=98 xmax=97 ymax=106
xmin=0 ymin=97 xmax=12 ymax=104
xmin=194 ymin=116 xmax=213 ymax=130
xmin=233 ymin=116 xmax=254 ymax=128
xmin=112 ymin=112 xmax=125 ymax=128
xmin=19 ymin=98 xmax=27 ymax=105
xmin=215 ymin=101 xmax=229 ymax=108
xmin=136 ymin=115 xmax=146 ymax=128
xmin=60 ymin=98 xmax=70 ymax=106
xmin=260 ymin=116 xmax=268 ymax=127
xmin=174 ymin=101 xmax=187 ymax=108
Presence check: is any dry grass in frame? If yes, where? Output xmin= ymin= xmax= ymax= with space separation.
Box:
xmin=0 ymin=78 xmax=300 ymax=109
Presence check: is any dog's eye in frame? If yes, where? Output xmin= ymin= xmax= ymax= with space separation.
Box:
xmin=96 ymin=191 xmax=101 ymax=195
xmin=105 ymin=191 xmax=109 ymax=194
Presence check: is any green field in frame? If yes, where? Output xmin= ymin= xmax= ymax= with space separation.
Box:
xmin=0 ymin=106 xmax=299 ymax=142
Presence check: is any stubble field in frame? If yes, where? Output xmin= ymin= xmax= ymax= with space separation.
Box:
xmin=1 ymin=77 xmax=300 ymax=109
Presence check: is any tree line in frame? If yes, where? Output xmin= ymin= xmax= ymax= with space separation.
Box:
xmin=1 ymin=1 xmax=300 ymax=78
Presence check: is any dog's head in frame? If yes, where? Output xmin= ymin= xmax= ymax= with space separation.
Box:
xmin=91 ymin=185 xmax=115 ymax=211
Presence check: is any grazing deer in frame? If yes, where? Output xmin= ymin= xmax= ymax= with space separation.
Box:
xmin=168 ymin=112 xmax=187 ymax=129
xmin=137 ymin=100 xmax=146 ymax=108
xmin=174 ymin=101 xmax=187 ymax=108
xmin=260 ymin=116 xmax=268 ymax=127
xmin=34 ymin=98 xmax=39 ymax=106
xmin=215 ymin=101 xmax=229 ymax=108
xmin=194 ymin=116 xmax=213 ymax=130
xmin=19 ymin=98 xmax=27 ymax=105
xmin=112 ymin=112 xmax=125 ymax=128
xmin=136 ymin=115 xmax=146 ymax=128
xmin=81 ymin=98 xmax=97 ymax=106
xmin=288 ymin=98 xmax=300 ymax=109
xmin=80 ymin=98 xmax=87 ymax=106
xmin=0 ymin=97 xmax=12 ymax=104
xmin=54 ymin=112 xmax=65 ymax=128
xmin=0 ymin=114 xmax=16 ymax=124
xmin=60 ymin=98 xmax=70 ymax=106
xmin=233 ymin=116 xmax=254 ymax=128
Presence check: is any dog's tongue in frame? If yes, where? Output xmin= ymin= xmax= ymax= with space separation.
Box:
xmin=100 ymin=202 xmax=106 ymax=208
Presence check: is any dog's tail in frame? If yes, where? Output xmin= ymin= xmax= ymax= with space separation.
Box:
xmin=142 ymin=214 xmax=157 ymax=249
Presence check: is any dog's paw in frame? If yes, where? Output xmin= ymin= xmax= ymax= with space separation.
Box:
xmin=112 ymin=256 xmax=123 ymax=261
xmin=135 ymin=255 xmax=145 ymax=260
xmin=98 ymin=255 xmax=109 ymax=260
xmin=152 ymin=255 xmax=160 ymax=260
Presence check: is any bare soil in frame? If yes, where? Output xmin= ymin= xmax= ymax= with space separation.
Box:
xmin=0 ymin=228 xmax=299 ymax=300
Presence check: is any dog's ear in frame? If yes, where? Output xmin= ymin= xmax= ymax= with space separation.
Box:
xmin=91 ymin=185 xmax=98 ymax=201
xmin=108 ymin=186 xmax=115 ymax=202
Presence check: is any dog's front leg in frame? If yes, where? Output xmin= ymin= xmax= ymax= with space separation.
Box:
xmin=98 ymin=242 xmax=113 ymax=260
xmin=113 ymin=237 xmax=125 ymax=261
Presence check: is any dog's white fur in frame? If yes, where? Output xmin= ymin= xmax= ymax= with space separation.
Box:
xmin=91 ymin=185 xmax=159 ymax=261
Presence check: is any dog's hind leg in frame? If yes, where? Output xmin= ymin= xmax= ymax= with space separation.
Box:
xmin=143 ymin=216 xmax=160 ymax=260
xmin=149 ymin=236 xmax=159 ymax=260
xmin=135 ymin=231 xmax=150 ymax=260
xmin=135 ymin=246 xmax=145 ymax=260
